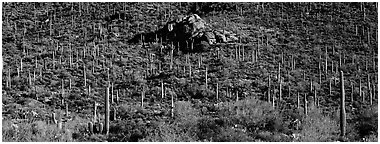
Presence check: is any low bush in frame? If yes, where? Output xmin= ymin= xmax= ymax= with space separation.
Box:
xmin=2 ymin=117 xmax=86 ymax=142
xmin=297 ymin=105 xmax=339 ymax=142
xmin=352 ymin=105 xmax=378 ymax=141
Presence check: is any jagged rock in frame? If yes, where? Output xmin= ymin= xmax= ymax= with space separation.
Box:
xmin=162 ymin=14 xmax=239 ymax=52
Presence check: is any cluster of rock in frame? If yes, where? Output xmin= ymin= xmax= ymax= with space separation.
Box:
xmin=163 ymin=14 xmax=239 ymax=49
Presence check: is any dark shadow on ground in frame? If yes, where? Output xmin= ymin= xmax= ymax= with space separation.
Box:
xmin=127 ymin=25 xmax=210 ymax=54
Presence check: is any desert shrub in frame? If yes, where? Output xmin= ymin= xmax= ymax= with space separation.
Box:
xmin=185 ymin=83 xmax=214 ymax=99
xmin=193 ymin=97 xmax=291 ymax=142
xmin=2 ymin=118 xmax=87 ymax=142
xmin=141 ymin=121 xmax=198 ymax=142
xmin=118 ymin=103 xmax=141 ymax=120
xmin=196 ymin=116 xmax=255 ymax=142
xmin=174 ymin=101 xmax=200 ymax=129
xmin=107 ymin=119 xmax=149 ymax=142
xmin=216 ymin=97 xmax=285 ymax=133
xmin=190 ymin=2 xmax=239 ymax=16
xmin=196 ymin=116 xmax=224 ymax=141
xmin=352 ymin=105 xmax=378 ymax=141
xmin=297 ymin=105 xmax=339 ymax=142
xmin=142 ymin=101 xmax=200 ymax=142
xmin=216 ymin=127 xmax=254 ymax=142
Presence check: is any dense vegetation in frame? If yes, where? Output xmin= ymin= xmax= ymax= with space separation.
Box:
xmin=2 ymin=2 xmax=378 ymax=142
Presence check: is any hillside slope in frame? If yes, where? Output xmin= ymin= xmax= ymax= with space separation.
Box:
xmin=2 ymin=2 xmax=378 ymax=142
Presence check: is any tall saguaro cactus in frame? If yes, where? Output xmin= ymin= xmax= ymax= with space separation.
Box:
xmin=205 ymin=66 xmax=208 ymax=88
xmin=94 ymin=101 xmax=97 ymax=123
xmin=268 ymin=74 xmax=271 ymax=102
xmin=304 ymin=93 xmax=307 ymax=116
xmin=105 ymin=86 xmax=110 ymax=135
xmin=161 ymin=82 xmax=164 ymax=99
xmin=297 ymin=92 xmax=300 ymax=109
xmin=340 ymin=71 xmax=346 ymax=137
xmin=216 ymin=83 xmax=219 ymax=102
xmin=83 ymin=63 xmax=86 ymax=87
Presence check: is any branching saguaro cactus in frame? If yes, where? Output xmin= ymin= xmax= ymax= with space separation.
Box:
xmin=340 ymin=71 xmax=346 ymax=137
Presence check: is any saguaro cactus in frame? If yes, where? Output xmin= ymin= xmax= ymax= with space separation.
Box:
xmin=116 ymin=89 xmax=119 ymax=104
xmin=105 ymin=86 xmax=110 ymax=135
xmin=111 ymin=83 xmax=114 ymax=104
xmin=279 ymin=80 xmax=282 ymax=101
xmin=57 ymin=119 xmax=62 ymax=130
xmin=171 ymin=92 xmax=174 ymax=118
xmin=268 ymin=75 xmax=271 ymax=102
xmin=359 ymin=78 xmax=363 ymax=102
xmin=205 ymin=66 xmax=208 ymax=88
xmin=20 ymin=58 xmax=23 ymax=71
xmin=88 ymin=122 xmax=94 ymax=134
xmin=368 ymin=74 xmax=372 ymax=105
xmin=297 ymin=92 xmax=300 ymax=109
xmin=161 ymin=82 xmax=164 ymax=99
xmin=61 ymin=79 xmax=64 ymax=98
xmin=111 ymin=107 xmax=117 ymax=121
xmin=350 ymin=82 xmax=354 ymax=103
xmin=329 ymin=79 xmax=332 ymax=95
xmin=304 ymin=93 xmax=307 ymax=116
xmin=52 ymin=113 xmax=57 ymax=124
xmin=17 ymin=68 xmax=20 ymax=78
xmin=65 ymin=103 xmax=69 ymax=117
xmin=340 ymin=71 xmax=346 ymax=137
xmin=236 ymin=91 xmax=239 ymax=102
xmin=216 ymin=83 xmax=219 ymax=102
xmin=94 ymin=101 xmax=97 ymax=123
xmin=272 ymin=90 xmax=275 ymax=108
xmin=325 ymin=47 xmax=328 ymax=74
xmin=314 ymin=88 xmax=317 ymax=106
xmin=141 ymin=86 xmax=145 ymax=107
xmin=99 ymin=123 xmax=104 ymax=134
xmin=83 ymin=64 xmax=86 ymax=87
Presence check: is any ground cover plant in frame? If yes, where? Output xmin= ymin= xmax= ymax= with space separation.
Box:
xmin=2 ymin=2 xmax=378 ymax=142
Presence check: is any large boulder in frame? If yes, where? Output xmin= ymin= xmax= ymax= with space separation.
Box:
xmin=166 ymin=14 xmax=210 ymax=42
xmin=166 ymin=14 xmax=239 ymax=45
